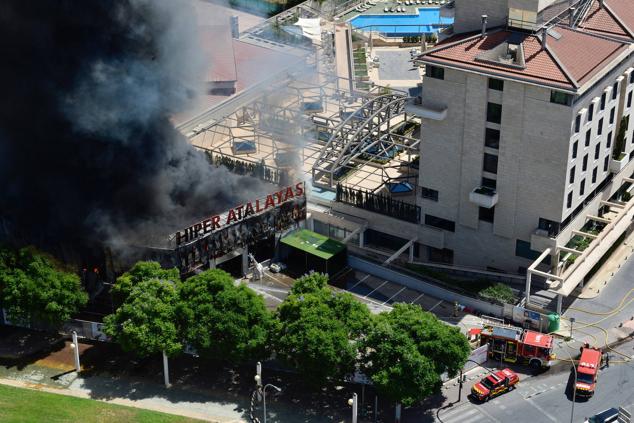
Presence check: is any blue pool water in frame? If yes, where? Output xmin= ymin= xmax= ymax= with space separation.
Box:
xmin=349 ymin=8 xmax=453 ymax=36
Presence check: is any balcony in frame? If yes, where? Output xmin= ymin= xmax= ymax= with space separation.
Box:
xmin=469 ymin=186 xmax=498 ymax=208
xmin=610 ymin=154 xmax=627 ymax=173
xmin=404 ymin=97 xmax=447 ymax=121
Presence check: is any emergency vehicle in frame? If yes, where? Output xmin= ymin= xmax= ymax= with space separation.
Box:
xmin=575 ymin=347 xmax=602 ymax=398
xmin=469 ymin=317 xmax=556 ymax=369
xmin=471 ymin=368 xmax=519 ymax=402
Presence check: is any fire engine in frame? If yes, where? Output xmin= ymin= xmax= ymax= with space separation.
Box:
xmin=575 ymin=346 xmax=602 ymax=398
xmin=469 ymin=317 xmax=556 ymax=369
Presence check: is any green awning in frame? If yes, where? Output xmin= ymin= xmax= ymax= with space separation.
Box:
xmin=280 ymin=229 xmax=346 ymax=260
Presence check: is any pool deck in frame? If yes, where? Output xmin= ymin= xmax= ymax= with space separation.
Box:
xmin=339 ymin=1 xmax=450 ymax=22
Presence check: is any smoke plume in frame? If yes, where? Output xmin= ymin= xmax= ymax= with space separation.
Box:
xmin=0 ymin=0 xmax=264 ymax=250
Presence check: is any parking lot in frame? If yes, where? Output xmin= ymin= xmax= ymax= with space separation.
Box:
xmin=333 ymin=269 xmax=468 ymax=319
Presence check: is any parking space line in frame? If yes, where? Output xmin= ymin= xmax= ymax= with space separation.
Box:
xmin=349 ymin=274 xmax=371 ymax=291
xmin=364 ymin=280 xmax=389 ymax=298
xmin=428 ymin=300 xmax=444 ymax=312
xmin=410 ymin=292 xmax=425 ymax=304
xmin=381 ymin=286 xmax=406 ymax=305
xmin=524 ymin=398 xmax=559 ymax=422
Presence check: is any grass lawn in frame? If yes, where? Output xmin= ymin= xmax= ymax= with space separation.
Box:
xmin=0 ymin=384 xmax=203 ymax=423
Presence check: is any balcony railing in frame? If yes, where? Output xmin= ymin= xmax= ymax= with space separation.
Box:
xmin=335 ymin=183 xmax=421 ymax=224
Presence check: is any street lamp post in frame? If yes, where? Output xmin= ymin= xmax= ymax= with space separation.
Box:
xmin=70 ymin=331 xmax=81 ymax=373
xmin=348 ymin=392 xmax=358 ymax=423
xmin=254 ymin=364 xmax=281 ymax=423
xmin=457 ymin=360 xmax=496 ymax=403
xmin=564 ymin=319 xmax=577 ymax=423
xmin=261 ymin=383 xmax=282 ymax=423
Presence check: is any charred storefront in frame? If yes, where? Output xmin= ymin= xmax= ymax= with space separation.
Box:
xmin=163 ymin=182 xmax=307 ymax=275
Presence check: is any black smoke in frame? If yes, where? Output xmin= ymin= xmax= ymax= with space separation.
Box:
xmin=0 ymin=0 xmax=264 ymax=250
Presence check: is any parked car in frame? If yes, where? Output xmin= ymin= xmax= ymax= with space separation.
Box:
xmin=471 ymin=368 xmax=519 ymax=402
xmin=269 ymin=262 xmax=286 ymax=273
xmin=584 ymin=408 xmax=619 ymax=423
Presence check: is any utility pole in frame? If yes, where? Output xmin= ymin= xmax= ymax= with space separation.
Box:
xmin=70 ymin=331 xmax=81 ymax=373
xmin=162 ymin=351 xmax=171 ymax=388
xmin=348 ymin=393 xmax=358 ymax=423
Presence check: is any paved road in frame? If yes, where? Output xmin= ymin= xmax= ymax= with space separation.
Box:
xmin=432 ymin=338 xmax=634 ymax=423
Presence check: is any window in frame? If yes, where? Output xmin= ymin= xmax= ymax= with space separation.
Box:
xmin=628 ymin=92 xmax=632 ymax=108
xmin=489 ymin=78 xmax=504 ymax=91
xmin=598 ymin=118 xmax=604 ymax=135
xmin=588 ymin=103 xmax=594 ymax=122
xmin=550 ymin=90 xmax=573 ymax=106
xmin=426 ymin=65 xmax=444 ymax=80
xmin=567 ymin=192 xmax=573 ymax=208
xmin=595 ymin=143 xmax=600 ymax=160
xmin=604 ymin=155 xmax=609 ymax=171
xmin=479 ymin=206 xmax=495 ymax=223
xmin=585 ymin=129 xmax=591 ymax=147
xmin=572 ymin=140 xmax=578 ymax=159
xmin=592 ymin=167 xmax=597 ymax=183
xmin=420 ymin=187 xmax=439 ymax=201
xmin=569 ymin=166 xmax=575 ymax=184
xmin=574 ymin=115 xmax=581 ymax=133
xmin=538 ymin=218 xmax=560 ymax=237
xmin=425 ymin=214 xmax=455 ymax=232
xmin=609 ymin=107 xmax=615 ymax=125
xmin=607 ymin=131 xmax=612 ymax=148
xmin=516 ymin=240 xmax=543 ymax=260
xmin=580 ymin=179 xmax=585 ymax=196
xmin=487 ymin=102 xmax=502 ymax=124
xmin=600 ymin=92 xmax=606 ymax=110
xmin=483 ymin=153 xmax=498 ymax=174
xmin=482 ymin=177 xmax=497 ymax=189
xmin=582 ymin=154 xmax=588 ymax=171
xmin=485 ymin=128 xmax=500 ymax=149
xmin=612 ymin=82 xmax=619 ymax=100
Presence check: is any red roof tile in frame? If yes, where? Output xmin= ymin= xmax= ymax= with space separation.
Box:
xmin=419 ymin=30 xmax=575 ymax=89
xmin=579 ymin=0 xmax=631 ymax=40
xmin=548 ymin=25 xmax=627 ymax=85
xmin=199 ymin=25 xmax=237 ymax=83
xmin=605 ymin=0 xmax=634 ymax=37
xmin=418 ymin=24 xmax=629 ymax=90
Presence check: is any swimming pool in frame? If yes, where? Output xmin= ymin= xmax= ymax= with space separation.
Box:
xmin=349 ymin=8 xmax=453 ymax=36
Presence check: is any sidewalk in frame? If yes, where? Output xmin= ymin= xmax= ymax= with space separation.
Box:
xmin=0 ymin=327 xmax=374 ymax=423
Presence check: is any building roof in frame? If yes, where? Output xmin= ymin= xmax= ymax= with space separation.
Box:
xmin=604 ymin=0 xmax=634 ymax=38
xmin=578 ymin=0 xmax=632 ymax=41
xmin=523 ymin=330 xmax=553 ymax=349
xmin=280 ymin=229 xmax=346 ymax=260
xmin=416 ymin=24 xmax=629 ymax=92
xmin=200 ymin=25 xmax=237 ymax=83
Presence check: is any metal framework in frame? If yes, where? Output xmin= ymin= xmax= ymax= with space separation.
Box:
xmin=311 ymin=93 xmax=410 ymax=186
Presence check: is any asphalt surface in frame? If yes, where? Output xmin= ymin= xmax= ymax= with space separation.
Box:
xmin=434 ymin=338 xmax=634 ymax=423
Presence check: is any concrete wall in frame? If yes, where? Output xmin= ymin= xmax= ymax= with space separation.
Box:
xmin=453 ymin=0 xmax=508 ymax=34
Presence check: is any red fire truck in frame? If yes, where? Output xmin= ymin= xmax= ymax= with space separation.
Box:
xmin=469 ymin=318 xmax=556 ymax=369
xmin=574 ymin=347 xmax=602 ymax=398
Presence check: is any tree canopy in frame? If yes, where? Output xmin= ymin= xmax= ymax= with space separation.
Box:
xmin=111 ymin=261 xmax=179 ymax=306
xmin=103 ymin=278 xmax=182 ymax=357
xmin=275 ymin=273 xmax=370 ymax=384
xmin=0 ymin=247 xmax=88 ymax=328
xmin=178 ymin=269 xmax=275 ymax=363
xmin=361 ymin=303 xmax=470 ymax=406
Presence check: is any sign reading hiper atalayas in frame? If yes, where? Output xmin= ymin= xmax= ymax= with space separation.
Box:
xmin=174 ymin=182 xmax=305 ymax=246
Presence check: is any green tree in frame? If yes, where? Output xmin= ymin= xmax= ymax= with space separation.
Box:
xmin=275 ymin=273 xmax=371 ymax=385
xmin=111 ymin=261 xmax=179 ymax=306
xmin=103 ymin=278 xmax=182 ymax=357
xmin=361 ymin=303 xmax=470 ymax=406
xmin=289 ymin=272 xmax=328 ymax=295
xmin=178 ymin=269 xmax=275 ymax=363
xmin=0 ymin=247 xmax=87 ymax=328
